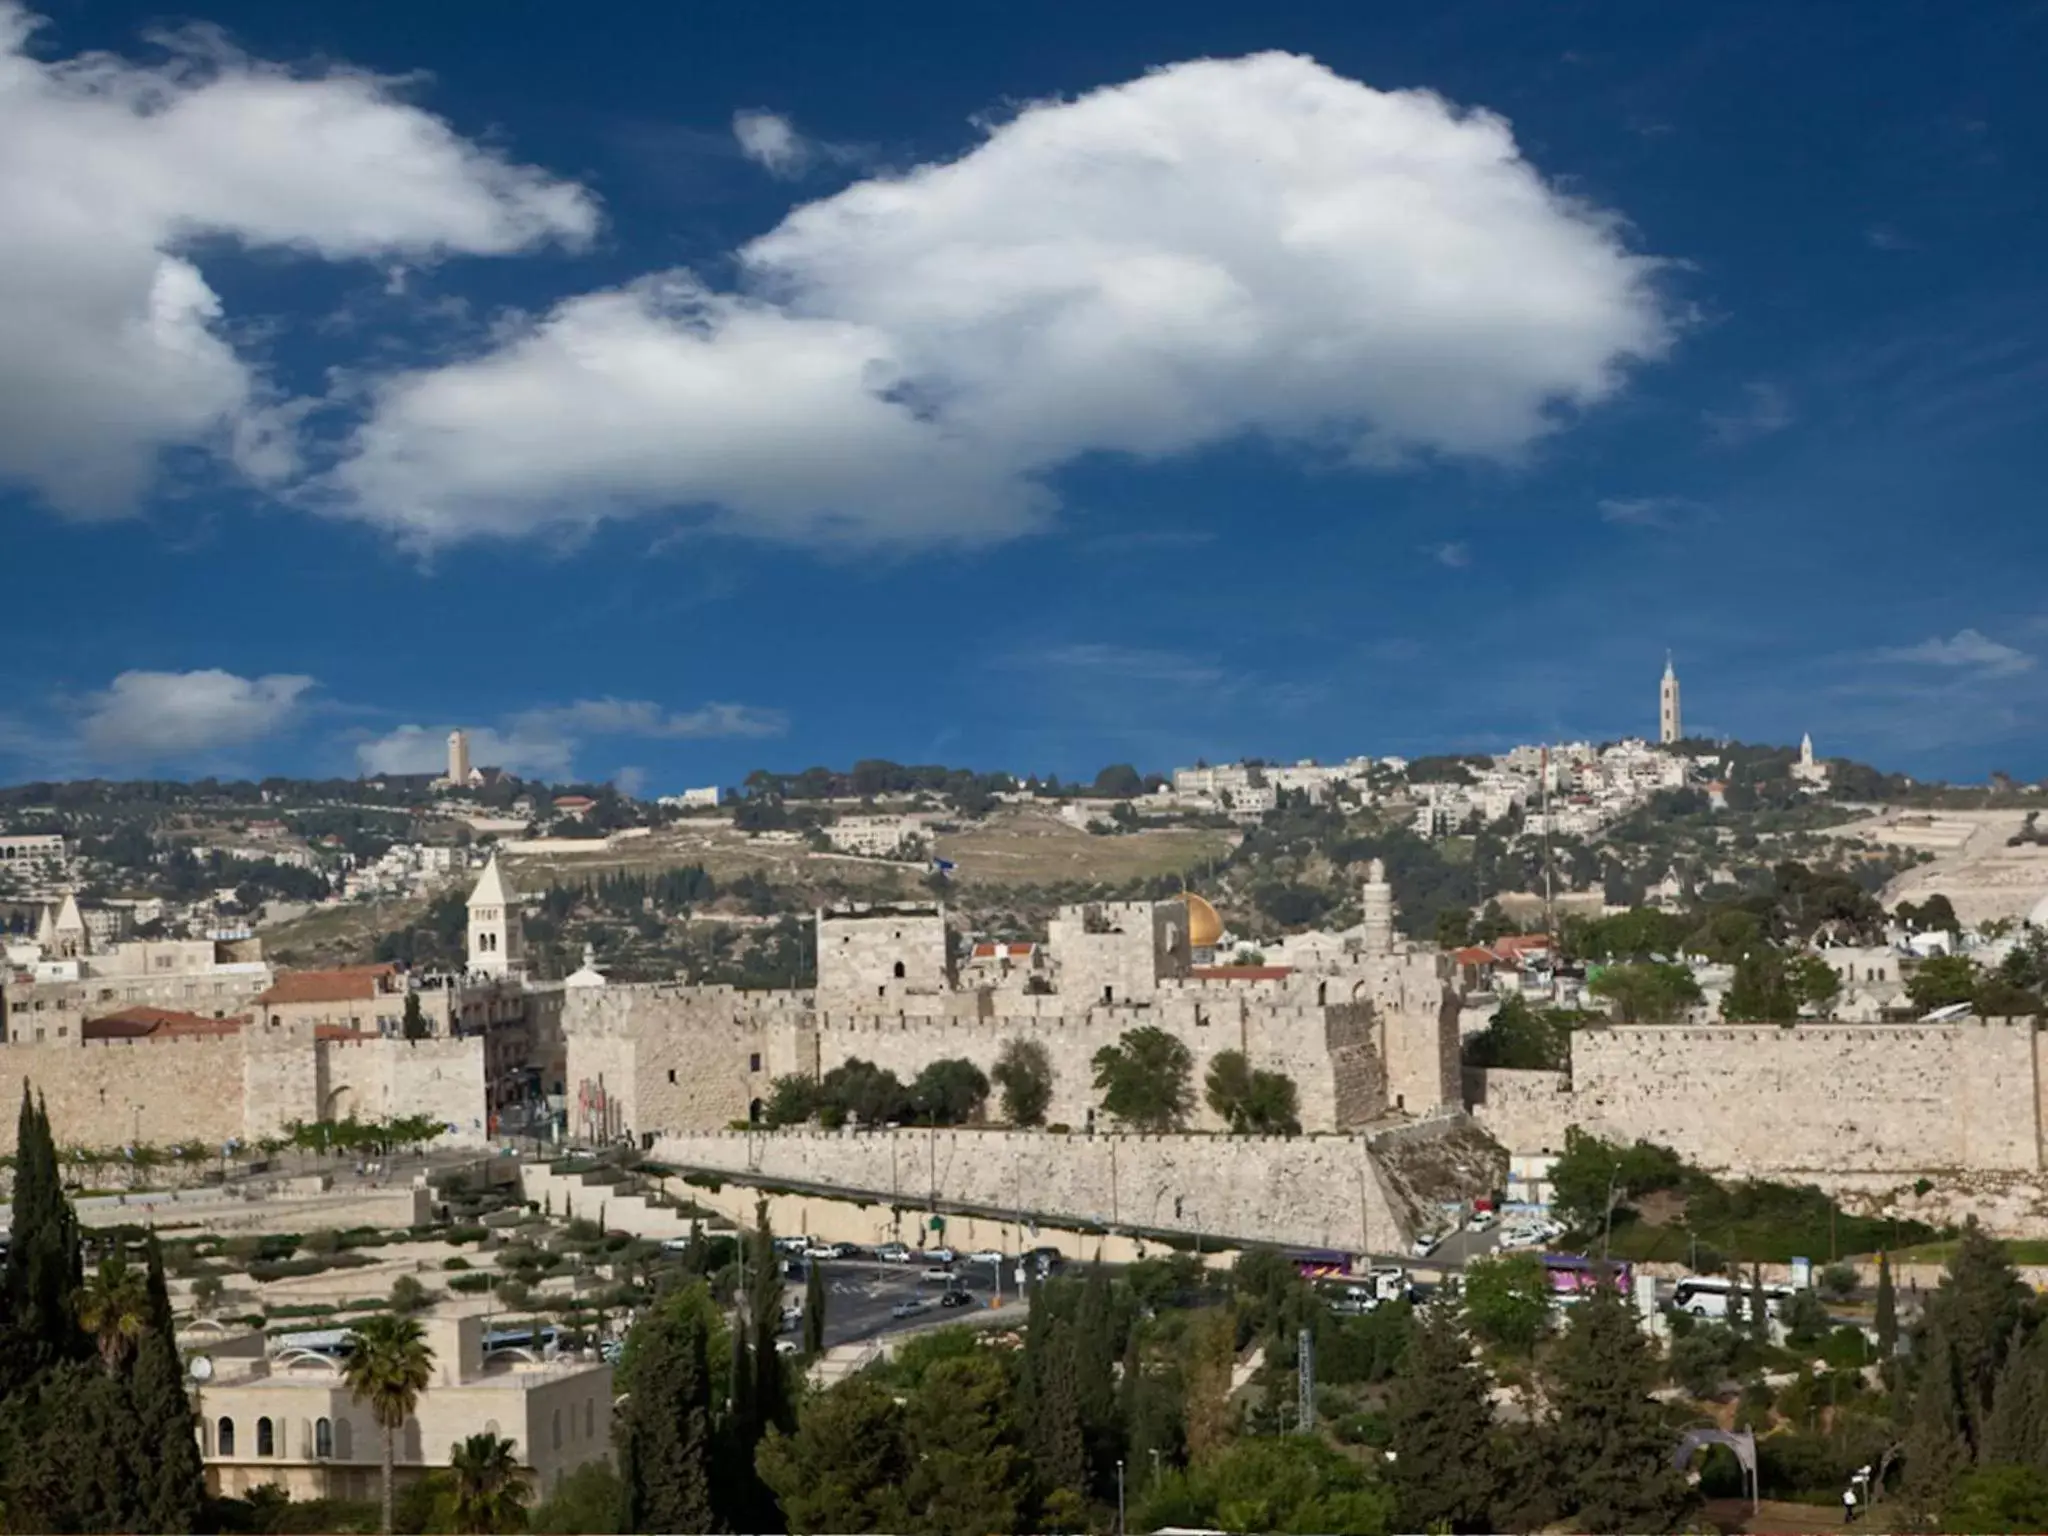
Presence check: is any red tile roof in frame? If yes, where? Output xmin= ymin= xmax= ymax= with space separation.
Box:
xmin=83 ymin=1006 xmax=244 ymax=1040
xmin=1451 ymin=946 xmax=1500 ymax=967
xmin=970 ymin=942 xmax=1035 ymax=958
xmin=255 ymin=963 xmax=399 ymax=1006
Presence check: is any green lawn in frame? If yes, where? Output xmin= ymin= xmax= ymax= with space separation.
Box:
xmin=1884 ymin=1238 xmax=2048 ymax=1266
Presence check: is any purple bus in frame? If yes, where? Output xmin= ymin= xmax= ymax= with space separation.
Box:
xmin=1541 ymin=1253 xmax=1631 ymax=1295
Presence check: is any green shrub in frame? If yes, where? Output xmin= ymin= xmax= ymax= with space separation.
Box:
xmin=301 ymin=1229 xmax=342 ymax=1256
xmin=443 ymin=1224 xmax=489 ymax=1245
xmin=442 ymin=1256 xmax=472 ymax=1271
xmin=448 ymin=1272 xmax=493 ymax=1294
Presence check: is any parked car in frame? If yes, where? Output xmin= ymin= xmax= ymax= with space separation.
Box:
xmin=774 ymin=1237 xmax=808 ymax=1255
xmin=891 ymin=1299 xmax=929 ymax=1319
xmin=804 ymin=1242 xmax=848 ymax=1260
xmin=1466 ymin=1210 xmax=1497 ymax=1232
xmin=921 ymin=1266 xmax=957 ymax=1285
xmin=940 ymin=1289 xmax=975 ymax=1309
xmin=924 ymin=1245 xmax=957 ymax=1264
xmin=875 ymin=1242 xmax=912 ymax=1263
xmin=969 ymin=1248 xmax=1006 ymax=1264
xmin=1412 ymin=1232 xmax=1442 ymax=1258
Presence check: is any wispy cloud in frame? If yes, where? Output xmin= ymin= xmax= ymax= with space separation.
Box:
xmin=1598 ymin=495 xmax=1702 ymax=529
xmin=1865 ymin=224 xmax=1910 ymax=252
xmin=1030 ymin=643 xmax=1227 ymax=689
xmin=1081 ymin=528 xmax=1219 ymax=554
xmin=1872 ymin=628 xmax=2035 ymax=678
xmin=1704 ymin=381 xmax=1795 ymax=444
xmin=1426 ymin=541 xmax=1471 ymax=568
xmin=730 ymin=109 xmax=865 ymax=180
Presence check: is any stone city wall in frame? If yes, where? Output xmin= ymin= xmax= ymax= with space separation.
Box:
xmin=1467 ymin=1020 xmax=2046 ymax=1177
xmin=645 ymin=1127 xmax=1419 ymax=1253
xmin=1462 ymin=1067 xmax=1576 ymax=1155
xmin=0 ymin=1035 xmax=249 ymax=1153
xmin=813 ymin=1006 xmax=1364 ymax=1133
xmin=323 ymin=1036 xmax=491 ymax=1143
xmin=0 ymin=1028 xmax=492 ymax=1155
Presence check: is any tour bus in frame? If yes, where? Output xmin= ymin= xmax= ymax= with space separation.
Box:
xmin=1671 ymin=1275 xmax=1795 ymax=1319
xmin=1540 ymin=1253 xmax=1632 ymax=1296
xmin=1289 ymin=1249 xmax=1355 ymax=1281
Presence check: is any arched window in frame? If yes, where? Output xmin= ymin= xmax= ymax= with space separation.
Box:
xmin=552 ymin=1408 xmax=562 ymax=1449
xmin=256 ymin=1417 xmax=275 ymax=1457
xmin=217 ymin=1417 xmax=236 ymax=1457
xmin=315 ymin=1418 xmax=333 ymax=1458
xmin=892 ymin=960 xmax=905 ymax=979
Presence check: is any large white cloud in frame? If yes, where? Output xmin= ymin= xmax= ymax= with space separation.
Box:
xmin=330 ymin=52 xmax=1673 ymax=548
xmin=0 ymin=2 xmax=596 ymax=513
xmin=77 ymin=669 xmax=315 ymax=761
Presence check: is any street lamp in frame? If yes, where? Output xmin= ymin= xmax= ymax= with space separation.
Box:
xmin=1116 ymin=1457 xmax=1126 ymax=1536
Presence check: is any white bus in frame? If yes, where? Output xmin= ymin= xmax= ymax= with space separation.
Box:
xmin=1671 ymin=1275 xmax=1795 ymax=1319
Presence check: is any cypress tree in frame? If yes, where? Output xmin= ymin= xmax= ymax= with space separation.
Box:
xmin=3 ymin=1090 xmax=85 ymax=1379
xmin=132 ymin=1234 xmax=204 ymax=1533
xmin=1924 ymin=1222 xmax=2027 ymax=1451
xmin=1876 ymin=1252 xmax=1899 ymax=1361
xmin=802 ymin=1262 xmax=826 ymax=1355
xmin=1982 ymin=1326 xmax=2048 ymax=1468
xmin=1387 ymin=1298 xmax=1500 ymax=1532
xmin=618 ymin=1305 xmax=716 ymax=1533
xmin=1547 ymin=1285 xmax=1697 ymax=1533
xmin=1034 ymin=1319 xmax=1089 ymax=1508
xmin=1074 ymin=1262 xmax=1122 ymax=1495
xmin=745 ymin=1203 xmax=790 ymax=1435
xmin=1748 ymin=1264 xmax=1770 ymax=1344
xmin=1902 ymin=1330 xmax=1972 ymax=1520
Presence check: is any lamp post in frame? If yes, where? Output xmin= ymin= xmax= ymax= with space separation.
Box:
xmin=1116 ymin=1458 xmax=1126 ymax=1536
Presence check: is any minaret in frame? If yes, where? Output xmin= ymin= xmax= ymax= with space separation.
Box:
xmin=1659 ymin=654 xmax=1682 ymax=745
xmin=1362 ymin=858 xmax=1393 ymax=959
xmin=1799 ymin=732 xmax=1815 ymax=770
xmin=466 ymin=854 xmax=524 ymax=979
xmin=447 ymin=729 xmax=472 ymax=786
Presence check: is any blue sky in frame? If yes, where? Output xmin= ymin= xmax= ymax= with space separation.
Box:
xmin=2 ymin=0 xmax=2045 ymax=790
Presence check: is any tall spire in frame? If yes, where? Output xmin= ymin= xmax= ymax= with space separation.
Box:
xmin=1659 ymin=654 xmax=1682 ymax=745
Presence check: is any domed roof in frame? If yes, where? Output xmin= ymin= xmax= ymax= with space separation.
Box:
xmin=1182 ymin=892 xmax=1224 ymax=948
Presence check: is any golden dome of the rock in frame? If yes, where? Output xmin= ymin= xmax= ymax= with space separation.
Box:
xmin=1181 ymin=891 xmax=1224 ymax=949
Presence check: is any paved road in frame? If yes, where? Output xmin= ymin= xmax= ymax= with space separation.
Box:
xmin=802 ymin=1256 xmax=1024 ymax=1349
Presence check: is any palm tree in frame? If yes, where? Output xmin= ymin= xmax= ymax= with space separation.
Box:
xmin=341 ymin=1314 xmax=435 ymax=1535
xmin=447 ymin=1432 xmax=531 ymax=1533
xmin=75 ymin=1254 xmax=149 ymax=1373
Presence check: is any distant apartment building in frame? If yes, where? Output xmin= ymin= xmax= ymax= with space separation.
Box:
xmin=828 ymin=814 xmax=931 ymax=858
xmin=0 ymin=832 xmax=68 ymax=878
xmin=659 ymin=786 xmax=722 ymax=810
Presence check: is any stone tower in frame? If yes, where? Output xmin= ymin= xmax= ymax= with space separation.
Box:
xmin=447 ymin=729 xmax=472 ymax=786
xmin=466 ymin=854 xmax=523 ymax=978
xmin=1659 ymin=654 xmax=1682 ymax=745
xmin=1361 ymin=859 xmax=1393 ymax=959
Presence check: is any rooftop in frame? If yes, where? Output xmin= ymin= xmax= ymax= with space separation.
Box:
xmin=254 ymin=963 xmax=399 ymax=1007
